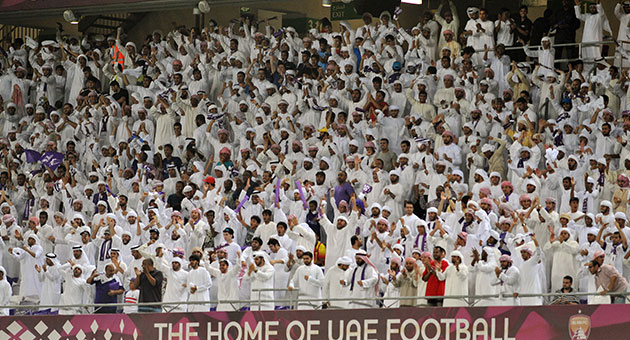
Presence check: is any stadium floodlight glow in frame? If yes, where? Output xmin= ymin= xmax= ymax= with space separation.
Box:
xmin=401 ymin=0 xmax=422 ymax=4
xmin=63 ymin=10 xmax=79 ymax=24
xmin=322 ymin=0 xmax=332 ymax=7
xmin=198 ymin=0 xmax=211 ymax=14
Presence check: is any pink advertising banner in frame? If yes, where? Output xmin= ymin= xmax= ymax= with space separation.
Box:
xmin=0 ymin=304 xmax=625 ymax=339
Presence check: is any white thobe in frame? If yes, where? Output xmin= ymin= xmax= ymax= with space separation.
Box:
xmin=162 ymin=268 xmax=189 ymax=313
xmin=207 ymin=264 xmax=241 ymax=311
xmin=492 ymin=266 xmax=520 ymax=306
xmin=12 ymin=245 xmax=43 ymax=297
xmin=443 ymin=263 xmax=469 ymax=307
xmin=575 ymin=5 xmax=610 ymax=63
xmin=37 ymin=264 xmax=62 ymax=310
xmin=269 ymin=248 xmax=290 ymax=307
xmin=248 ymin=263 xmax=275 ymax=311
xmin=344 ymin=263 xmax=378 ymax=309
xmin=323 ymin=266 xmax=350 ymax=309
xmin=543 ymin=239 xmax=579 ymax=292
xmin=289 ymin=264 xmax=324 ymax=310
xmin=0 ymin=270 xmax=10 ymax=315
xmin=187 ymin=266 xmax=212 ymax=312
xmin=58 ymin=269 xmax=90 ymax=314
xmin=518 ymin=249 xmax=544 ymax=306
xmin=321 ymin=213 xmax=356 ymax=271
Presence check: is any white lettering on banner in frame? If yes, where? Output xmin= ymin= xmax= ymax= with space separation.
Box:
xmin=504 ymin=319 xmax=515 ymax=340
xmin=472 ymin=319 xmax=488 ymax=339
xmin=328 ymin=320 xmax=343 ymax=340
xmin=265 ymin=321 xmax=279 ymax=340
xmin=207 ymin=321 xmax=221 ymax=339
xmin=155 ymin=323 xmax=168 ymax=340
xmin=160 ymin=317 xmax=515 ymax=340
xmin=455 ymin=319 xmax=470 ymax=340
xmin=364 ymin=319 xmax=378 ymax=340
xmin=307 ymin=320 xmax=320 ymax=340
xmin=346 ymin=319 xmax=361 ymax=339
xmin=245 ymin=322 xmax=262 ymax=340
xmin=287 ymin=320 xmax=305 ymax=340
xmin=491 ymin=318 xmax=501 ymax=340
xmin=186 ymin=322 xmax=199 ymax=340
xmin=225 ymin=321 xmax=242 ymax=340
xmin=153 ymin=322 xmax=200 ymax=340
xmin=421 ymin=318 xmax=440 ymax=340
xmin=386 ymin=319 xmax=401 ymax=340
xmin=400 ymin=318 xmax=419 ymax=340
xmin=441 ymin=319 xmax=455 ymax=340
xmin=168 ymin=322 xmax=183 ymax=339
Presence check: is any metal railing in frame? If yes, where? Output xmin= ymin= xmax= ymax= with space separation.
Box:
xmin=5 ymin=291 xmax=628 ymax=314
xmin=474 ymin=40 xmax=619 ymax=65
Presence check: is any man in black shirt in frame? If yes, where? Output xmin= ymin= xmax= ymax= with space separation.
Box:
xmin=512 ymin=5 xmax=533 ymax=62
xmin=110 ymin=80 xmax=129 ymax=106
xmin=130 ymin=258 xmax=164 ymax=313
xmin=167 ymin=181 xmax=185 ymax=211
xmin=553 ymin=0 xmax=581 ymax=60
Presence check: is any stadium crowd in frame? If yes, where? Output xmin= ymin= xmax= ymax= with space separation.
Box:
xmin=0 ymin=0 xmax=630 ymax=314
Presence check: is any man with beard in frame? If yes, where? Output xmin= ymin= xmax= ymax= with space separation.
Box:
xmin=289 ymin=251 xmax=324 ymax=309
xmin=342 ymin=250 xmax=378 ymax=309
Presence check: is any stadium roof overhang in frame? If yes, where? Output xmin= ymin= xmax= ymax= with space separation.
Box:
xmin=0 ymin=0 xmax=283 ymax=21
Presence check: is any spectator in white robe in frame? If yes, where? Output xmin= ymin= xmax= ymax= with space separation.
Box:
xmin=289 ymin=251 xmax=324 ymax=310
xmin=492 ymin=254 xmax=520 ymax=306
xmin=471 ymin=247 xmax=498 ymax=306
xmin=267 ymin=238 xmax=290 ymax=308
xmin=186 ymin=254 xmax=212 ymax=312
xmin=58 ymin=264 xmax=90 ymax=315
xmin=247 ymin=251 xmax=275 ymax=311
xmin=575 ymin=1 xmax=612 ymax=70
xmin=207 ymin=258 xmax=241 ymax=312
xmin=342 ymin=250 xmax=378 ymax=309
xmin=518 ymin=239 xmax=544 ymax=306
xmin=381 ymin=170 xmax=404 ymax=220
xmin=323 ymin=256 xmax=352 ymax=309
xmin=162 ymin=257 xmax=189 ymax=313
xmin=35 ymin=253 xmax=62 ymax=311
xmin=443 ymin=250 xmax=469 ymax=307
xmin=319 ymin=204 xmax=357 ymax=271
xmin=10 ymin=234 xmax=43 ymax=297
xmin=544 ymin=227 xmax=579 ymax=292
xmin=0 ymin=266 xmax=12 ymax=315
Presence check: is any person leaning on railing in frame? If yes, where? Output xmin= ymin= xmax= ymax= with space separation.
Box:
xmin=589 ymin=260 xmax=628 ymax=304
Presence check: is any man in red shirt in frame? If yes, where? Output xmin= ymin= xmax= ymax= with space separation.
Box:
xmin=422 ymin=246 xmax=449 ymax=306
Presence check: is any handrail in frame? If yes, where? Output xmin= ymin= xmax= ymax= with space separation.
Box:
xmin=5 ymin=291 xmax=627 ymax=311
